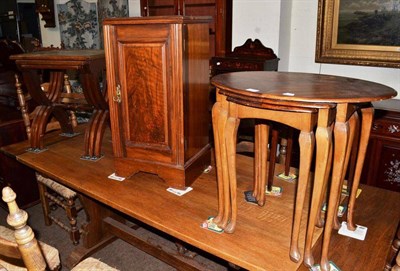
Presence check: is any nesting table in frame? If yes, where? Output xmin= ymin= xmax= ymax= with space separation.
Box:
xmin=211 ymin=71 xmax=397 ymax=271
xmin=10 ymin=50 xmax=107 ymax=159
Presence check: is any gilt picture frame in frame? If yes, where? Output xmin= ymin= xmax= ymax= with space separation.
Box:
xmin=315 ymin=0 xmax=400 ymax=68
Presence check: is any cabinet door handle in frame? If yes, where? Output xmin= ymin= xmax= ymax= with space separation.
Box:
xmin=113 ymin=84 xmax=121 ymax=103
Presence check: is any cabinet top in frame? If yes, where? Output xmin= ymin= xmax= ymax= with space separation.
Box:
xmin=103 ymin=15 xmax=212 ymax=26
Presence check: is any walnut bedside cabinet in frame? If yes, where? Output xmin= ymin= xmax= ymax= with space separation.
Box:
xmin=103 ymin=16 xmax=212 ymax=189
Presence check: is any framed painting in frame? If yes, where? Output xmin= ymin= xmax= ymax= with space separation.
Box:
xmin=315 ymin=0 xmax=400 ymax=68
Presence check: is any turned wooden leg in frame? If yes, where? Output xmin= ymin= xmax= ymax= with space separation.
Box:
xmin=64 ymin=74 xmax=78 ymax=128
xmin=385 ymin=223 xmax=400 ymax=270
xmin=304 ymin=108 xmax=333 ymax=267
xmin=290 ymin=130 xmax=315 ymax=263
xmin=347 ymin=106 xmax=374 ymax=231
xmin=3 ymin=187 xmax=48 ymax=271
xmin=393 ymin=252 xmax=400 ymax=271
xmin=15 ymin=74 xmax=33 ymax=140
xmin=37 ymin=181 xmax=52 ymax=226
xmin=65 ymin=197 xmax=80 ymax=245
xmin=224 ymin=116 xmax=240 ymax=233
xmin=320 ymin=104 xmax=351 ymax=271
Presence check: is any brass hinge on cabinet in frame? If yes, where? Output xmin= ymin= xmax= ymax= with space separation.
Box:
xmin=113 ymin=84 xmax=121 ymax=103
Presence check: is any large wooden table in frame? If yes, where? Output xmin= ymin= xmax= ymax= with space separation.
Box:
xmin=1 ymin=128 xmax=399 ymax=270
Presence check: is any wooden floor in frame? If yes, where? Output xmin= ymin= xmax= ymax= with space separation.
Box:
xmin=2 ymin=127 xmax=399 ymax=271
xmin=298 ymin=183 xmax=400 ymax=271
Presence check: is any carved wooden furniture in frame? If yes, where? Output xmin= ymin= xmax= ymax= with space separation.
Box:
xmin=0 ymin=186 xmax=61 ymax=271
xmin=103 ymin=16 xmax=212 ymax=189
xmin=0 ymin=117 xmax=39 ymax=210
xmin=36 ymin=172 xmax=85 ymax=245
xmin=361 ymin=99 xmax=400 ymax=192
xmin=210 ymin=38 xmax=279 ymax=76
xmin=15 ymin=74 xmax=61 ymax=140
xmin=10 ymin=49 xmax=107 ymax=160
xmin=394 ymin=253 xmax=400 ymax=271
xmin=1 ymin=128 xmax=122 ymax=270
xmin=0 ymin=39 xmax=40 ymax=210
xmin=211 ymin=71 xmax=396 ymax=271
xmin=14 ymin=72 xmax=89 ymax=246
xmin=140 ymin=0 xmax=232 ymax=57
xmin=385 ymin=222 xmax=400 ymax=270
xmin=0 ymin=186 xmax=119 ymax=271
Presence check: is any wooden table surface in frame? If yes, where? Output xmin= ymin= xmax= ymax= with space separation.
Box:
xmin=2 ymin=128 xmax=399 ymax=270
xmin=211 ymin=71 xmax=396 ymax=103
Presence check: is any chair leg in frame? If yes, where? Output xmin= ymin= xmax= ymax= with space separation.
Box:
xmin=65 ymin=197 xmax=80 ymax=245
xmin=37 ymin=182 xmax=52 ymax=226
xmin=385 ymin=223 xmax=400 ymax=271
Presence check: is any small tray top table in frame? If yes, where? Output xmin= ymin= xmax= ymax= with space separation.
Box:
xmin=11 ymin=49 xmax=108 ymax=160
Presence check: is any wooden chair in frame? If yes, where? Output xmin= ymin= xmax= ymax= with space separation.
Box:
xmin=15 ymin=73 xmax=85 ymax=245
xmin=393 ymin=250 xmax=400 ymax=271
xmin=0 ymin=186 xmax=119 ymax=271
xmin=385 ymin=222 xmax=400 ymax=271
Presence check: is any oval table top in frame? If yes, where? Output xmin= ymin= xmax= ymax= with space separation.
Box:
xmin=211 ymin=71 xmax=397 ymax=104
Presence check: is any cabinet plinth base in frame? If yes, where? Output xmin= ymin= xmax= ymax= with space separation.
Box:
xmin=114 ymin=145 xmax=212 ymax=189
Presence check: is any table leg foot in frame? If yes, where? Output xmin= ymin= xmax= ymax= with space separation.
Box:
xmin=320 ymin=258 xmax=331 ymax=271
xmin=347 ymin=222 xmax=356 ymax=231
xmin=303 ymin=252 xmax=314 ymax=267
xmin=316 ymin=216 xmax=325 ymax=228
xmin=289 ymin=248 xmax=301 ymax=263
xmin=333 ymin=216 xmax=341 ymax=230
xmin=225 ymin=223 xmax=236 ymax=234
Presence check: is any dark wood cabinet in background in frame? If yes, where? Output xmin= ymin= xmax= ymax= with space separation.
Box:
xmin=0 ymin=117 xmax=39 ymax=210
xmin=209 ymin=39 xmax=283 ymax=154
xmin=210 ymin=38 xmax=279 ymax=76
xmin=140 ymin=0 xmax=232 ymax=57
xmin=103 ymin=16 xmax=212 ymax=189
xmin=361 ymin=99 xmax=400 ymax=192
xmin=0 ymin=39 xmax=39 ymax=209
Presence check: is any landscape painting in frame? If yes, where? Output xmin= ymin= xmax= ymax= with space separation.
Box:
xmin=315 ymin=0 xmax=400 ymax=68
xmin=337 ymin=0 xmax=400 ymax=46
